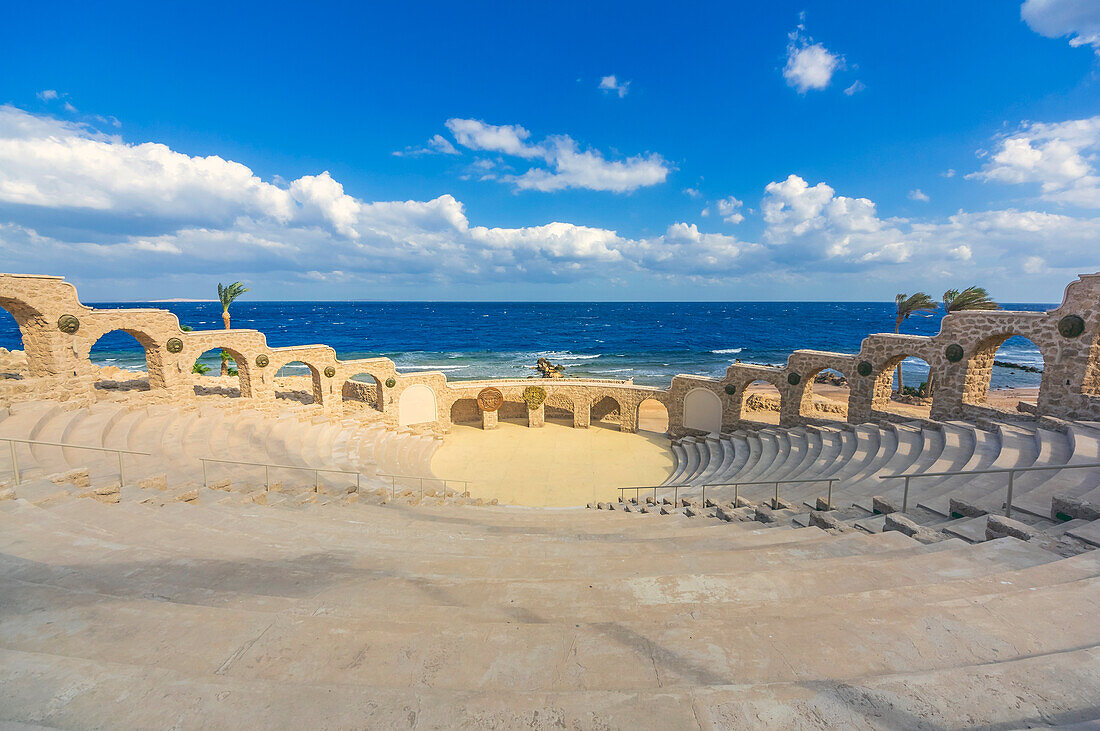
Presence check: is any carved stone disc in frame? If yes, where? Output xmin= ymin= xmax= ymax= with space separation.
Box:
xmin=477 ymin=387 xmax=503 ymax=412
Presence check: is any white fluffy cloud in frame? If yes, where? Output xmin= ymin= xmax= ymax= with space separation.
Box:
xmin=716 ymin=196 xmax=744 ymax=224
xmin=1022 ymin=0 xmax=1100 ymax=53
xmin=784 ymin=22 xmax=843 ymax=93
xmin=1 ymin=105 xmax=1097 ymax=296
xmin=598 ymin=75 xmax=630 ymax=98
xmin=439 ymin=119 xmax=669 ymax=193
xmin=908 ymin=189 xmax=930 ymax=202
xmin=393 ymin=134 xmax=459 ymax=157
xmin=969 ymin=116 xmax=1100 ymax=207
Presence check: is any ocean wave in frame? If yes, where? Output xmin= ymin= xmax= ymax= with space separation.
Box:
xmin=710 ymin=348 xmax=743 ymax=354
xmin=398 ymin=365 xmax=469 ymax=371
xmin=535 ymin=351 xmax=601 ymax=360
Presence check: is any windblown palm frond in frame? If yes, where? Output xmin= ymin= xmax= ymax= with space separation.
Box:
xmin=894 ymin=292 xmax=937 ymax=330
xmin=943 ymin=286 xmax=1000 ymax=313
xmin=218 ymin=281 xmax=249 ymax=311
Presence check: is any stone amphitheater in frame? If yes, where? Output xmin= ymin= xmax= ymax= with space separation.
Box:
xmin=2 ymin=271 xmax=1100 ymax=729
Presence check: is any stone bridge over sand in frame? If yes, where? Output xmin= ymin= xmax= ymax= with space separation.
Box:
xmin=1 ymin=272 xmax=1099 ymax=434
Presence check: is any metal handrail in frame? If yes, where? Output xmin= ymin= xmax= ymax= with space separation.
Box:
xmin=879 ymin=461 xmax=1100 ymax=517
xmin=376 ymin=473 xmax=471 ymax=502
xmin=617 ymin=484 xmax=689 ymax=506
xmin=1 ymin=437 xmax=150 ymax=486
xmin=200 ymin=456 xmax=364 ymax=494
xmin=702 ymin=477 xmax=840 ymax=511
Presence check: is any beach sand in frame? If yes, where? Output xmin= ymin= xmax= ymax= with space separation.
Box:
xmin=432 ymin=419 xmax=675 ymax=507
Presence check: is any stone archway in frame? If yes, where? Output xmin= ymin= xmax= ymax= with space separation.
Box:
xmin=797 ymin=367 xmax=850 ymax=421
xmin=0 ymin=296 xmax=52 ymax=376
xmin=962 ymin=333 xmax=1047 ymax=410
xmin=683 ymin=388 xmax=722 ymax=433
xmin=637 ymin=397 xmax=669 ymax=434
xmin=87 ymin=328 xmax=166 ymax=392
xmin=590 ymin=395 xmax=625 ymax=431
xmin=274 ymin=360 xmax=323 ymax=405
xmin=343 ymin=373 xmax=384 ymax=412
xmin=399 ymin=384 xmax=438 ymax=426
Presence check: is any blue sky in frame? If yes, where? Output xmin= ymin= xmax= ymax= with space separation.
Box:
xmin=1 ymin=0 xmax=1099 ymax=301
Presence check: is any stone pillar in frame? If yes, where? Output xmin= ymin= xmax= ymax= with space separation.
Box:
xmin=482 ymin=408 xmax=498 ymax=430
xmin=573 ymin=404 xmax=590 ymax=429
xmin=619 ymin=401 xmax=637 ymax=433
xmin=528 ymin=404 xmax=545 ymax=428
xmin=779 ymin=383 xmax=804 ymax=427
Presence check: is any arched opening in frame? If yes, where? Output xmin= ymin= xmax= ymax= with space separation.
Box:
xmin=0 ymin=297 xmax=49 ymax=376
xmin=963 ymin=334 xmax=1045 ymax=412
xmin=89 ymin=329 xmax=158 ymax=393
xmin=590 ymin=395 xmax=623 ymax=431
xmin=874 ymin=355 xmax=932 ymax=418
xmin=342 ymin=373 xmax=384 ymax=412
xmin=544 ymin=392 xmax=576 ymax=426
xmin=740 ymin=380 xmax=781 ymax=426
xmin=684 ymin=388 xmax=723 ymax=433
xmin=798 ymin=368 xmax=849 ymax=422
xmin=497 ymin=396 xmax=531 ymax=424
xmin=0 ymin=305 xmax=26 ymax=380
xmin=274 ymin=360 xmax=322 ymax=405
xmin=449 ymin=397 xmax=480 ymax=424
xmin=398 ymin=384 xmax=438 ymax=426
xmin=191 ymin=348 xmax=242 ymax=398
xmin=637 ymin=398 xmax=669 ymax=434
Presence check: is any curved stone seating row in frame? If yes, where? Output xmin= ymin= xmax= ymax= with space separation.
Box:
xmin=0 ymin=400 xmax=439 ymax=498
xmin=0 ymin=488 xmax=1098 ymax=726
xmin=664 ymin=418 xmax=1100 ymax=522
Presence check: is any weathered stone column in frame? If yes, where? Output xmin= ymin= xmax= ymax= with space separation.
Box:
xmin=573 ymin=403 xmax=590 ymax=429
xmin=482 ymin=408 xmax=498 ymax=430
xmin=528 ymin=403 xmax=545 ymax=428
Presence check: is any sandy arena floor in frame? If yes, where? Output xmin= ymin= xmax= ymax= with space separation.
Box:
xmin=431 ymin=419 xmax=675 ymax=507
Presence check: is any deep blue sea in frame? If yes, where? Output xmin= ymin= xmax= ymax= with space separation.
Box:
xmin=0 ymin=301 xmax=1053 ymax=389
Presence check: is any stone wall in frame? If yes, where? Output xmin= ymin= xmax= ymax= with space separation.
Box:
xmin=2 ymin=271 xmax=1098 ymax=435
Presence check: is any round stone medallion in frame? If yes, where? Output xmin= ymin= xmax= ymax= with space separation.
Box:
xmin=385 ymin=377 xmax=396 ymax=388
xmin=1058 ymin=314 xmax=1086 ymax=339
xmin=165 ymin=337 xmax=184 ymax=354
xmin=57 ymin=314 xmax=80 ymax=334
xmin=323 ymin=366 xmax=336 ymax=378
xmin=944 ymin=343 xmax=965 ymax=363
xmin=857 ymin=360 xmax=873 ymax=377
xmin=477 ymin=387 xmax=504 ymax=412
xmin=255 ymin=354 xmax=270 ymax=368
xmin=787 ymin=373 xmax=801 ymax=386
xmin=723 ymin=383 xmax=737 ymax=395
xmin=522 ymin=385 xmax=546 ymax=408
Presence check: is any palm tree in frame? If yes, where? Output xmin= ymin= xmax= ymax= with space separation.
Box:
xmin=894 ymin=292 xmax=937 ymax=393
xmin=942 ymin=286 xmax=1000 ymax=313
xmin=217 ymin=281 xmax=248 ymax=375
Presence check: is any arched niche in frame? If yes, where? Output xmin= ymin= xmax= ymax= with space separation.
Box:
xmin=398 ymin=384 xmax=438 ymax=426
xmin=683 ymin=388 xmax=722 ymax=434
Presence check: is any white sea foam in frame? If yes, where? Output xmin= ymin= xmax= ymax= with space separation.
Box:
xmin=398 ymin=365 xmax=469 ymax=371
xmin=710 ymin=348 xmax=743 ymax=354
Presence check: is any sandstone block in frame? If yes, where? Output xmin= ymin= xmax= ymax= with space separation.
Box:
xmin=137 ymin=474 xmax=168 ymax=491
xmin=680 ymin=497 xmax=696 ymax=508
xmin=645 ymin=496 xmax=656 ymax=505
xmin=949 ymin=498 xmax=987 ymax=519
xmin=884 ymin=513 xmax=947 ymax=544
xmin=173 ymin=488 xmax=200 ymax=503
xmin=986 ymin=515 xmax=1035 ymax=542
xmin=704 ymin=498 xmax=718 ymax=508
xmin=683 ymin=505 xmax=699 ymax=518
xmin=754 ymin=505 xmax=776 ymax=523
xmin=735 ymin=496 xmax=754 ymax=508
xmin=808 ymin=511 xmax=846 ymax=531
xmin=659 ymin=505 xmax=676 ymax=515
xmin=50 ymin=468 xmax=90 ymax=488
xmin=771 ymin=497 xmax=795 ymax=511
xmin=0 ymin=486 xmax=14 ymax=501
xmin=715 ymin=506 xmax=736 ymax=522
xmin=872 ymin=496 xmax=899 ymax=515
xmin=815 ymin=497 xmax=833 ymax=511
xmin=208 ymin=478 xmax=232 ymax=492
xmin=1051 ymin=495 xmax=1100 ymax=522
xmin=586 ymin=502 xmax=596 ymax=509
xmin=597 ymin=502 xmax=609 ymax=510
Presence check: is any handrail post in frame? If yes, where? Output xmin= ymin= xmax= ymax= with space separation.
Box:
xmin=674 ymin=485 xmax=678 ymax=507
xmin=775 ymin=482 xmax=779 ymax=509
xmin=827 ymin=479 xmax=833 ymax=510
xmin=391 ymin=475 xmax=395 ymax=501
xmin=653 ymin=485 xmax=657 ymax=503
xmin=265 ymin=464 xmax=270 ymax=491
xmin=315 ymin=470 xmax=320 ymax=493
xmin=702 ymin=485 xmax=705 ymax=508
xmin=902 ymin=476 xmax=910 ymax=513
xmin=202 ymin=459 xmax=208 ymax=489
xmin=118 ymin=451 xmax=125 ymax=487
xmin=1005 ymin=470 xmax=1015 ymax=518
xmin=734 ymin=484 xmax=738 ymax=506
xmin=356 ymin=472 xmax=360 ymax=494
xmin=420 ymin=478 xmax=424 ymax=503
xmin=10 ymin=439 xmax=20 ymax=486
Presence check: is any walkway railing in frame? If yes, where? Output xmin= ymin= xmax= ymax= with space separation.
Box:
xmin=879 ymin=461 xmax=1100 ymax=517
xmin=617 ymin=484 xmax=690 ymax=505
xmin=376 ymin=473 xmax=471 ymax=502
xmin=702 ymin=478 xmax=839 ymax=511
xmin=1 ymin=437 xmax=150 ymax=486
xmin=199 ymin=457 xmax=364 ymax=493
